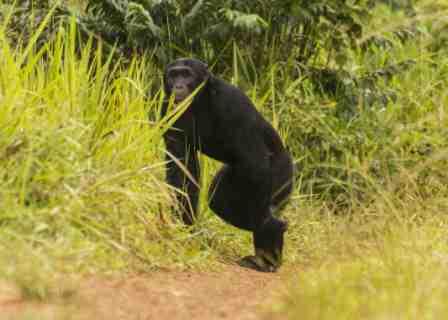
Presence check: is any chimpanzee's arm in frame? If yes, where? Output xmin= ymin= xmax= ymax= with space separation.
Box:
xmin=164 ymin=129 xmax=200 ymax=225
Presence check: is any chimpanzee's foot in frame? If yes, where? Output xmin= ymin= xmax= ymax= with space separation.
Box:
xmin=238 ymin=252 xmax=280 ymax=273
xmin=242 ymin=217 xmax=286 ymax=272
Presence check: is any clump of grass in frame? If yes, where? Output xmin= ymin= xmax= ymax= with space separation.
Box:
xmin=0 ymin=7 xmax=252 ymax=296
xmin=0 ymin=239 xmax=78 ymax=301
xmin=273 ymin=193 xmax=448 ymax=319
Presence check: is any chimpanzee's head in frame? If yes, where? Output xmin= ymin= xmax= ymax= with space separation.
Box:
xmin=164 ymin=58 xmax=209 ymax=103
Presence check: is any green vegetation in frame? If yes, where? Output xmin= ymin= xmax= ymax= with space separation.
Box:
xmin=0 ymin=13 xmax=248 ymax=298
xmin=1 ymin=0 xmax=448 ymax=318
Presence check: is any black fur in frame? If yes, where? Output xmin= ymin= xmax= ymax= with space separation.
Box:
xmin=162 ymin=58 xmax=294 ymax=272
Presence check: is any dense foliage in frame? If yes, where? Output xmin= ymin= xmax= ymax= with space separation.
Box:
xmin=76 ymin=1 xmax=364 ymax=66
xmin=2 ymin=0 xmax=447 ymax=205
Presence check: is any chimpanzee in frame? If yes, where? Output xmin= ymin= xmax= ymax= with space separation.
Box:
xmin=161 ymin=58 xmax=294 ymax=272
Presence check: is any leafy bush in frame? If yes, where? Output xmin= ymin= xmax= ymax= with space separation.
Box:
xmin=72 ymin=1 xmax=365 ymax=68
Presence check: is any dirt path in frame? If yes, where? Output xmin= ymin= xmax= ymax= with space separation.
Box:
xmin=0 ymin=265 xmax=288 ymax=320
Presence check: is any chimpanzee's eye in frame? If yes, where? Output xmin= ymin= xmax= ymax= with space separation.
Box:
xmin=180 ymin=69 xmax=192 ymax=78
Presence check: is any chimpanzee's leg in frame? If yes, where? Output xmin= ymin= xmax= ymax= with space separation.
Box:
xmin=209 ymin=159 xmax=288 ymax=272
xmin=270 ymin=150 xmax=294 ymax=212
xmin=209 ymin=165 xmax=252 ymax=230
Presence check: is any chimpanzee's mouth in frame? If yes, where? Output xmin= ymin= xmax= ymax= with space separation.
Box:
xmin=174 ymin=90 xmax=188 ymax=103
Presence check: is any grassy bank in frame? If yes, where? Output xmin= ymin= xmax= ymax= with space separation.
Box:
xmin=0 ymin=16 xmax=255 ymax=299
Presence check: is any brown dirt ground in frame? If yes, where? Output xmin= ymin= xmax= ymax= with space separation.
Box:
xmin=0 ymin=264 xmax=291 ymax=320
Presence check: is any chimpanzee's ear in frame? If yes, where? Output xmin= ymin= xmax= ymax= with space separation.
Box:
xmin=196 ymin=60 xmax=211 ymax=84
xmin=195 ymin=59 xmax=209 ymax=74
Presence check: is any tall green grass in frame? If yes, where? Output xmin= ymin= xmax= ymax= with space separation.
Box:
xmin=274 ymin=191 xmax=448 ymax=319
xmin=0 ymin=12 xmax=253 ymax=299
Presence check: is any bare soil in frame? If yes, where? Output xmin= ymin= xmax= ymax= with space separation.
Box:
xmin=0 ymin=265 xmax=289 ymax=320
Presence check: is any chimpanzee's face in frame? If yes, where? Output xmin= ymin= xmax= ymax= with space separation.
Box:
xmin=164 ymin=58 xmax=209 ymax=103
xmin=166 ymin=66 xmax=196 ymax=102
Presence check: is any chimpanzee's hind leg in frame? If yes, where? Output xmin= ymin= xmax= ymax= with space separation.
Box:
xmin=271 ymin=150 xmax=294 ymax=213
xmin=208 ymin=165 xmax=252 ymax=230
xmin=208 ymin=164 xmax=289 ymax=272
